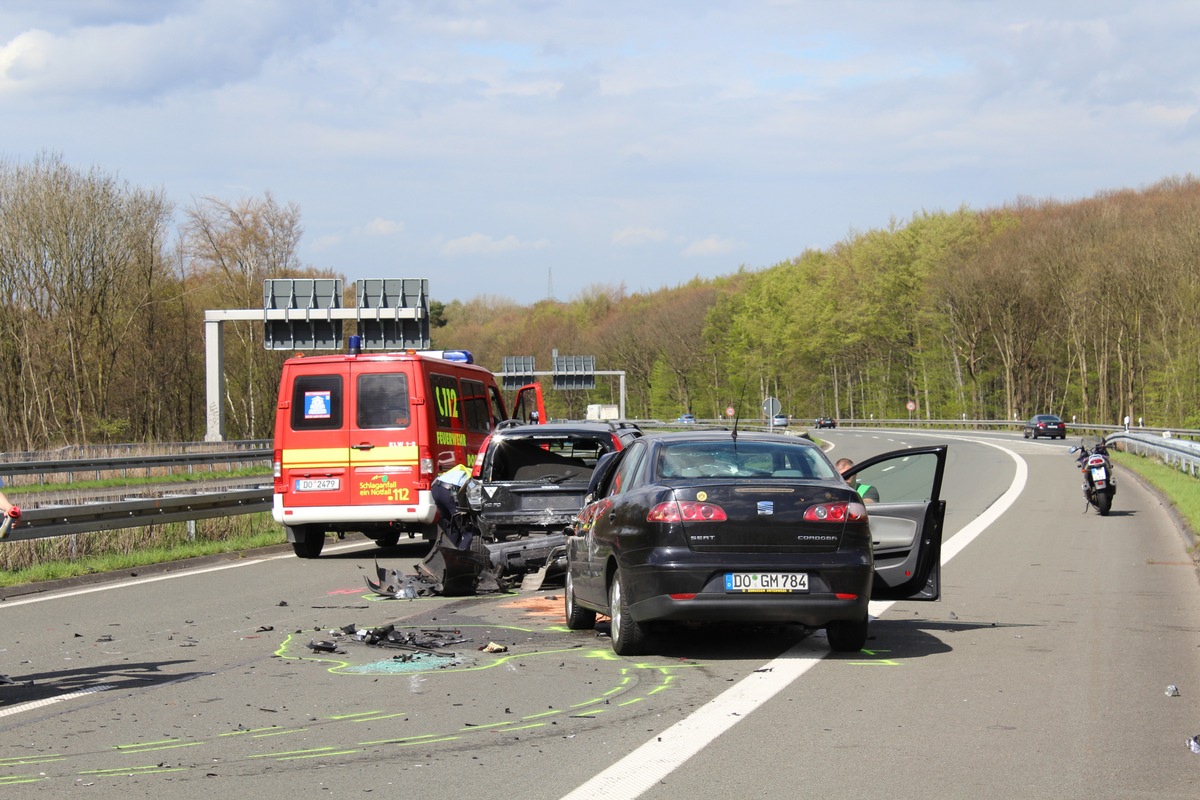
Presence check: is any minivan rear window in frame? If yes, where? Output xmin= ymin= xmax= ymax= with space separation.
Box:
xmin=291 ymin=374 xmax=343 ymax=430
xmin=357 ymin=372 xmax=410 ymax=429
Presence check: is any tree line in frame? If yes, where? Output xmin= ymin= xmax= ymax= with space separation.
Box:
xmin=440 ymin=177 xmax=1200 ymax=429
xmin=2 ymin=152 xmax=1197 ymax=453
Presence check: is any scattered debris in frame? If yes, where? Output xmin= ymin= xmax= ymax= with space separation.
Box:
xmin=364 ymin=529 xmax=569 ymax=600
xmin=307 ymin=640 xmax=339 ymax=653
xmin=1189 ymin=735 xmax=1200 ymax=754
xmin=257 ymin=626 xmax=274 ymax=633
xmin=366 ymin=561 xmax=441 ymax=599
xmin=481 ymin=642 xmax=508 ymax=653
xmin=1166 ymin=684 xmax=1181 ymax=697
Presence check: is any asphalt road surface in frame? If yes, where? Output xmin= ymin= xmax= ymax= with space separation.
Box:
xmin=1 ymin=429 xmax=1198 ymax=799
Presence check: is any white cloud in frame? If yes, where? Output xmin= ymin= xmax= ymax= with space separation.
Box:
xmin=310 ymin=234 xmax=342 ymax=251
xmin=611 ymin=226 xmax=670 ymax=246
xmin=5 ymin=2 xmax=1200 ymax=304
xmin=440 ymin=233 xmax=548 ymax=257
xmin=682 ymin=236 xmax=737 ymax=258
xmin=363 ymin=218 xmax=404 ymax=236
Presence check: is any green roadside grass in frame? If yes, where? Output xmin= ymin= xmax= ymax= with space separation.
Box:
xmin=1111 ymin=451 xmax=1200 ymax=554
xmin=0 ymin=468 xmax=279 ymax=588
xmin=0 ymin=515 xmax=284 ymax=588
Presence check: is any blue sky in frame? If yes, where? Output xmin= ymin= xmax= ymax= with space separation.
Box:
xmin=2 ymin=1 xmax=1197 ymax=305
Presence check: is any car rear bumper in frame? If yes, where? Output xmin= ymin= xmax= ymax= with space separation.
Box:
xmin=620 ymin=554 xmax=873 ymax=627
xmin=629 ymin=591 xmax=869 ymax=627
xmin=272 ymin=493 xmax=436 ymax=525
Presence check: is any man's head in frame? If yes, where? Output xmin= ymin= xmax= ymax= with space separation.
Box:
xmin=835 ymin=458 xmax=854 ymax=474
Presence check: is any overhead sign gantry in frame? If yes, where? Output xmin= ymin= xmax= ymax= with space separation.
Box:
xmin=204 ymin=278 xmax=430 ymax=442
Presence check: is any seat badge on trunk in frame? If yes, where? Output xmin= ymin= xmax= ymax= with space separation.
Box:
xmin=757 ymin=501 xmax=774 ymax=516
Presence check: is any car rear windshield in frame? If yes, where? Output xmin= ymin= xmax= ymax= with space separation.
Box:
xmin=657 ymin=440 xmax=837 ymax=480
xmin=488 ymin=434 xmax=612 ymax=481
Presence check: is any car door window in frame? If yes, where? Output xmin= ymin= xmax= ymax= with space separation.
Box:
xmin=851 ymin=451 xmax=939 ymax=503
xmin=609 ymin=441 xmax=647 ymax=496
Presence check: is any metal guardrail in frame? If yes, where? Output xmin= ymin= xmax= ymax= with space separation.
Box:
xmin=3 ymin=488 xmax=273 ymax=542
xmin=1 ymin=449 xmax=273 ymax=543
xmin=0 ymin=449 xmax=270 ymax=483
xmin=1105 ymin=432 xmax=1200 ymax=478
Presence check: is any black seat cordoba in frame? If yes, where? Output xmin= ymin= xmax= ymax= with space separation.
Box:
xmin=564 ymin=431 xmax=946 ymax=655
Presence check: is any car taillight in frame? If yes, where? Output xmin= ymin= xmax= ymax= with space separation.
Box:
xmin=471 ymin=435 xmax=492 ymax=478
xmin=648 ymin=501 xmax=728 ymax=523
xmin=419 ymin=447 xmax=434 ymax=480
xmin=804 ymin=501 xmax=867 ymax=522
xmin=273 ymin=450 xmax=285 ymax=494
xmin=1088 ymin=455 xmax=1106 ymax=466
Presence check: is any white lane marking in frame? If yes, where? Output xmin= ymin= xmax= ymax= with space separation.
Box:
xmin=0 ymin=684 xmax=116 ymax=718
xmin=0 ymin=541 xmax=374 ymax=608
xmin=562 ymin=434 xmax=1027 ymax=800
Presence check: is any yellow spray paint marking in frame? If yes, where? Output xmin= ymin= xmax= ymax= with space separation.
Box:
xmin=220 ymin=726 xmax=307 ymax=738
xmin=358 ymin=733 xmax=448 ymax=746
xmin=278 ymin=750 xmax=360 ymax=761
xmin=849 ymin=648 xmax=900 ymax=666
xmin=0 ymin=755 xmax=64 ymax=766
xmin=247 ymin=746 xmax=343 ymax=760
xmin=114 ymin=740 xmax=205 ymax=754
xmin=3 ymin=620 xmax=704 ymax=786
xmin=79 ymin=765 xmax=188 ymax=776
xmin=394 ymin=736 xmax=460 ymax=747
xmin=521 ymin=709 xmax=563 ymax=721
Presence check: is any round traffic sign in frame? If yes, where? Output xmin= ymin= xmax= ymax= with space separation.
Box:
xmin=906 ymin=400 xmax=916 ymax=411
xmin=762 ymin=397 xmax=781 ymax=416
xmin=726 ymin=406 xmax=736 ymax=417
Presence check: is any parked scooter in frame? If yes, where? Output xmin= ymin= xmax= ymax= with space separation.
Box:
xmin=1069 ymin=437 xmax=1116 ymax=515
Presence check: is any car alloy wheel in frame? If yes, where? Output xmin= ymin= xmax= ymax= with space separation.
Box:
xmin=608 ymin=570 xmax=647 ymax=656
xmin=565 ymin=571 xmax=597 ymax=630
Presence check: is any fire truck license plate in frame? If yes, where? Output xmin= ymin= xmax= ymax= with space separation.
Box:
xmin=295 ymin=478 xmax=340 ymax=492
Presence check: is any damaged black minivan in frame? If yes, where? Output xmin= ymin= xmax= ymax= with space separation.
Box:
xmin=467 ymin=422 xmax=642 ymax=542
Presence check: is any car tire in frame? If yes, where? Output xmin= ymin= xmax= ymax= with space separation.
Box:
xmin=289 ymin=526 xmax=325 ymax=559
xmin=565 ymin=571 xmax=597 ymax=630
xmin=826 ymin=614 xmax=868 ymax=652
xmin=609 ymin=570 xmax=647 ymax=656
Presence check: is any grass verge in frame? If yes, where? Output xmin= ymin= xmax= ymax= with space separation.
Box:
xmin=0 ymin=513 xmax=285 ymax=588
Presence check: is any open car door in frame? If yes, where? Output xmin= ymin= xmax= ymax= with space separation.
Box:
xmin=844 ymin=445 xmax=947 ymax=601
xmin=510 ymin=382 xmax=546 ymax=424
